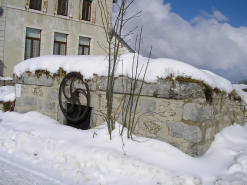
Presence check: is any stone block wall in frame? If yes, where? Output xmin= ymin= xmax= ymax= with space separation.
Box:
xmin=13 ymin=74 xmax=246 ymax=157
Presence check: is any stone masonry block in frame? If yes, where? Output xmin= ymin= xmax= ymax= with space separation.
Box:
xmin=15 ymin=97 xmax=22 ymax=107
xmin=58 ymin=107 xmax=66 ymax=125
xmin=44 ymin=101 xmax=56 ymax=114
xmin=38 ymin=99 xmax=44 ymax=111
xmin=47 ymin=88 xmax=59 ymax=101
xmin=158 ymin=101 xmax=179 ymax=117
xmin=167 ymin=121 xmax=202 ymax=143
xmin=13 ymin=75 xmax=23 ymax=84
xmin=183 ymin=103 xmax=214 ymax=121
xmin=205 ymin=127 xmax=215 ymax=140
xmin=36 ymin=74 xmax=53 ymax=86
xmin=22 ymin=96 xmax=37 ymax=108
xmin=140 ymin=99 xmax=156 ymax=113
xmin=33 ymin=87 xmax=44 ymax=96
xmin=23 ymin=74 xmax=36 ymax=85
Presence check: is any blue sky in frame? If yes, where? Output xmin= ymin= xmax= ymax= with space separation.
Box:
xmin=164 ymin=0 xmax=247 ymax=27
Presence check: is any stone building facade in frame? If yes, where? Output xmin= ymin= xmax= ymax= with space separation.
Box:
xmin=0 ymin=0 xmax=133 ymax=77
xmin=13 ymin=73 xmax=247 ymax=157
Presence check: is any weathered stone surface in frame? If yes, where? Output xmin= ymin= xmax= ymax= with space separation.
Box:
xmin=36 ymin=75 xmax=53 ymax=86
xmin=22 ymin=86 xmax=28 ymax=94
xmin=143 ymin=119 xmax=161 ymax=136
xmin=15 ymin=97 xmax=22 ymax=107
xmin=44 ymin=101 xmax=56 ymax=114
xmin=186 ymin=141 xmax=211 ymax=157
xmin=33 ymin=87 xmax=43 ymax=96
xmin=158 ymin=101 xmax=179 ymax=117
xmin=23 ymin=74 xmax=36 ymax=85
xmin=183 ymin=103 xmax=214 ymax=121
xmin=101 ymin=96 xmax=120 ymax=109
xmin=22 ymin=96 xmax=37 ymax=108
xmin=20 ymin=107 xmax=35 ymax=113
xmin=140 ymin=99 xmax=156 ymax=113
xmin=141 ymin=80 xmax=172 ymax=98
xmin=96 ymin=77 xmax=107 ymax=91
xmin=38 ymin=99 xmax=44 ymax=111
xmin=205 ymin=127 xmax=215 ymax=140
xmin=58 ymin=107 xmax=66 ymax=125
xmin=167 ymin=121 xmax=202 ymax=143
xmin=178 ymin=83 xmax=205 ymax=99
xmin=13 ymin=75 xmax=23 ymax=84
xmin=47 ymin=88 xmax=58 ymax=101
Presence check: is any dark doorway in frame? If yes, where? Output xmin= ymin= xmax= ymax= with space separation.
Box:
xmin=66 ymin=103 xmax=92 ymax=130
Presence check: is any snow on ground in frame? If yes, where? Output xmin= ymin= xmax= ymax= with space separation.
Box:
xmin=0 ymin=86 xmax=15 ymax=102
xmin=0 ymin=158 xmax=61 ymax=185
xmin=13 ymin=54 xmax=233 ymax=93
xmin=0 ymin=111 xmax=247 ymax=185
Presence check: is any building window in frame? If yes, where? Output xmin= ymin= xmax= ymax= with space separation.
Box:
xmin=25 ymin=28 xmax=41 ymax=60
xmin=78 ymin=37 xmax=90 ymax=55
xmin=82 ymin=0 xmax=92 ymax=21
xmin=57 ymin=0 xmax=68 ymax=16
xmin=54 ymin=33 xmax=67 ymax=55
xmin=29 ymin=0 xmax=42 ymax=10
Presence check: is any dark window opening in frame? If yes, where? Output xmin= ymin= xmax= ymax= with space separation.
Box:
xmin=66 ymin=103 xmax=92 ymax=130
xmin=30 ymin=0 xmax=42 ymax=10
xmin=25 ymin=28 xmax=41 ymax=60
xmin=78 ymin=37 xmax=90 ymax=55
xmin=57 ymin=0 xmax=68 ymax=16
xmin=54 ymin=33 xmax=67 ymax=55
xmin=82 ymin=0 xmax=92 ymax=21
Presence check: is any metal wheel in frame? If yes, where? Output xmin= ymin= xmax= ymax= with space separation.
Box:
xmin=58 ymin=72 xmax=90 ymax=123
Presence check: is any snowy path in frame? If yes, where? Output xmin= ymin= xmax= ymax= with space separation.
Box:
xmin=0 ymin=157 xmax=62 ymax=185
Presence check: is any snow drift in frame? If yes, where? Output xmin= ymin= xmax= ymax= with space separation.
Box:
xmin=0 ymin=111 xmax=247 ymax=184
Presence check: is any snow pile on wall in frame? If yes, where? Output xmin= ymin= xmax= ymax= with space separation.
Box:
xmin=14 ymin=54 xmax=233 ymax=93
xmin=0 ymin=86 xmax=15 ymax=102
xmin=234 ymin=84 xmax=247 ymax=107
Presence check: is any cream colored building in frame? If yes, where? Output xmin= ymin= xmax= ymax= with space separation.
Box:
xmin=0 ymin=0 xmax=130 ymax=77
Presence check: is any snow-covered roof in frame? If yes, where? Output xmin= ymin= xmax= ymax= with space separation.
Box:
xmin=13 ymin=53 xmax=233 ymax=93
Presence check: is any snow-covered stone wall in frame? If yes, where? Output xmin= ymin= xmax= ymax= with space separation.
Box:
xmin=13 ymin=73 xmax=246 ymax=157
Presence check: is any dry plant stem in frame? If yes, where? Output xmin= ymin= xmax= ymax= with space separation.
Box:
xmin=127 ymin=28 xmax=143 ymax=138
xmin=99 ymin=0 xmax=145 ymax=140
xmin=120 ymin=33 xmax=138 ymax=136
xmin=130 ymin=47 xmax=152 ymax=138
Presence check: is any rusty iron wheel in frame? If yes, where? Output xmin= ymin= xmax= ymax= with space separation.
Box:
xmin=58 ymin=72 xmax=90 ymax=123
